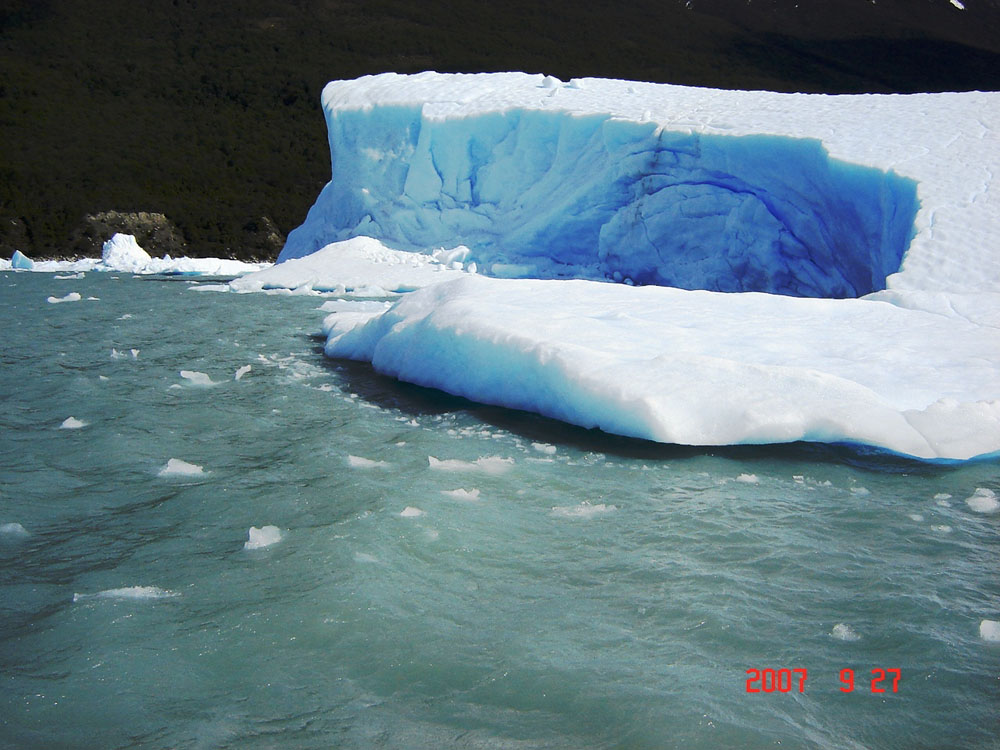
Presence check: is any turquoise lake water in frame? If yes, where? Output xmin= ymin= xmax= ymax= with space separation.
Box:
xmin=1 ymin=270 xmax=998 ymax=749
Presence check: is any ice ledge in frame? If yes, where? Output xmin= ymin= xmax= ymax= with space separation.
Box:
xmin=323 ymin=275 xmax=1000 ymax=462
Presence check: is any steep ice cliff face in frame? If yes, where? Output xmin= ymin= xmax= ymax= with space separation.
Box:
xmin=281 ymin=80 xmax=918 ymax=298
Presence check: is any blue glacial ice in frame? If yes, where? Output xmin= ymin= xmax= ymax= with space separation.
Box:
xmin=282 ymin=105 xmax=918 ymax=298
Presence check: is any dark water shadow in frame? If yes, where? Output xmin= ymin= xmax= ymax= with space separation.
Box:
xmin=312 ymin=339 xmax=961 ymax=476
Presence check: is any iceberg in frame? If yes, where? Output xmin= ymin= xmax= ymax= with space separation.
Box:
xmin=10 ymin=250 xmax=34 ymax=270
xmin=290 ymin=73 xmax=1000 ymax=460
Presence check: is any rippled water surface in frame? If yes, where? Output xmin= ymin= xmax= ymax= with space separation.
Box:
xmin=1 ymin=271 xmax=998 ymax=749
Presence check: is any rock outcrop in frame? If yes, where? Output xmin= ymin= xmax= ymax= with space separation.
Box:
xmin=71 ymin=211 xmax=187 ymax=258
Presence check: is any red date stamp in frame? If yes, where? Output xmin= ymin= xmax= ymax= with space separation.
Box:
xmin=745 ymin=668 xmax=901 ymax=693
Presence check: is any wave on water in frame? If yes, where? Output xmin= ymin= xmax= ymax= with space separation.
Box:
xmin=72 ymin=586 xmax=180 ymax=602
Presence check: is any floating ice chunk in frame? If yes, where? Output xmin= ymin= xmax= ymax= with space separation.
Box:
xmin=234 ymin=365 xmax=252 ymax=381
xmin=56 ymin=272 xmax=85 ymax=280
xmin=73 ymin=586 xmax=179 ymax=602
xmin=950 ymin=0 xmax=965 ymax=9
xmin=428 ymin=455 xmax=513 ymax=474
xmin=965 ymin=488 xmax=999 ymax=514
xmin=400 ymin=506 xmax=425 ymax=517
xmin=179 ymin=370 xmax=217 ymax=387
xmin=831 ymin=623 xmax=861 ymax=641
xmin=980 ymin=620 xmax=1000 ymax=641
xmin=130 ymin=349 xmax=139 ymax=359
xmin=934 ymin=493 xmax=953 ymax=501
xmin=550 ymin=502 xmax=617 ymax=518
xmin=735 ymin=473 xmax=759 ymax=484
xmin=101 ymin=233 xmax=152 ymax=273
xmin=531 ymin=442 xmax=557 ymax=455
xmin=930 ymin=525 xmax=953 ymax=533
xmin=47 ymin=292 xmax=81 ymax=304
xmin=11 ymin=250 xmax=33 ymax=269
xmin=850 ymin=486 xmax=871 ymax=496
xmin=441 ymin=488 xmax=481 ymax=500
xmin=347 ymin=455 xmax=389 ymax=468
xmin=244 ymin=525 xmax=283 ymax=549
xmin=0 ymin=522 xmax=28 ymax=536
xmin=59 ymin=417 xmax=87 ymax=429
xmin=909 ymin=513 xmax=925 ymax=522
xmin=158 ymin=458 xmax=205 ymax=477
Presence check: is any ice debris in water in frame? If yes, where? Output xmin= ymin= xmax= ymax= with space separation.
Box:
xmin=179 ymin=370 xmax=217 ymax=387
xmin=532 ymin=442 xmax=557 ymax=455
xmin=73 ymin=586 xmax=179 ymax=602
xmin=47 ymin=292 xmax=81 ymax=304
xmin=980 ymin=620 xmax=1000 ymax=641
xmin=965 ymin=488 xmax=999 ymax=514
xmin=244 ymin=525 xmax=283 ymax=550
xmin=400 ymin=507 xmax=425 ymax=518
xmin=234 ymin=365 xmax=252 ymax=381
xmin=428 ymin=456 xmax=513 ymax=474
xmin=831 ymin=623 xmax=861 ymax=641
xmin=347 ymin=455 xmax=389 ymax=469
xmin=158 ymin=458 xmax=205 ymax=477
xmin=59 ymin=417 xmax=87 ymax=429
xmin=442 ymin=488 xmax=481 ymax=500
xmin=0 ymin=522 xmax=29 ymax=536
xmin=735 ymin=473 xmax=759 ymax=484
xmin=550 ymin=502 xmax=617 ymax=519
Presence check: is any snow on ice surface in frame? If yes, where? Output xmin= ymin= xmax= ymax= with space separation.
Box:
xmin=230 ymin=235 xmax=469 ymax=295
xmin=282 ymin=72 xmax=1000 ymax=462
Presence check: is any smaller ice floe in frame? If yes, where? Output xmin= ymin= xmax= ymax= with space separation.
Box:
xmin=73 ymin=586 xmax=179 ymax=602
xmin=441 ymin=488 xmax=481 ymax=500
xmin=532 ymin=442 xmax=557 ymax=455
xmin=428 ymin=455 xmax=513 ymax=474
xmin=965 ymin=488 xmax=999 ymax=514
xmin=930 ymin=524 xmax=953 ymax=533
xmin=400 ymin=506 xmax=425 ymax=517
xmin=234 ymin=365 xmax=252 ymax=381
xmin=47 ymin=292 xmax=82 ymax=304
xmin=244 ymin=525 xmax=283 ymax=550
xmin=850 ymin=486 xmax=871 ymax=496
xmin=550 ymin=501 xmax=617 ymax=519
xmin=158 ymin=458 xmax=205 ymax=477
xmin=59 ymin=417 xmax=87 ymax=429
xmin=347 ymin=455 xmax=389 ymax=469
xmin=0 ymin=522 xmax=29 ymax=536
xmin=934 ymin=493 xmax=953 ymax=501
xmin=735 ymin=473 xmax=759 ymax=484
xmin=56 ymin=272 xmax=85 ymax=280
xmin=229 ymin=236 xmax=471 ymax=294
xmin=980 ymin=620 xmax=1000 ymax=642
xmin=831 ymin=623 xmax=861 ymax=641
xmin=909 ymin=513 xmax=925 ymax=522
xmin=179 ymin=370 xmax=218 ymax=387
xmin=10 ymin=249 xmax=33 ymax=269
xmin=950 ymin=0 xmax=965 ymax=9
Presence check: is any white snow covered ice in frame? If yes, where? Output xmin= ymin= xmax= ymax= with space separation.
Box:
xmin=2 ymin=233 xmax=265 ymax=277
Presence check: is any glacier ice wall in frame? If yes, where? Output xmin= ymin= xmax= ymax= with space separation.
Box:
xmin=282 ymin=105 xmax=918 ymax=298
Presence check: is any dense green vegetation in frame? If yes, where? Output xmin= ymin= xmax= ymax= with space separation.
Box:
xmin=2 ymin=0 xmax=999 ymax=259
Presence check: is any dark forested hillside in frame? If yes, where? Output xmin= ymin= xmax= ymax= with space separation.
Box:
xmin=2 ymin=0 xmax=999 ymax=259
